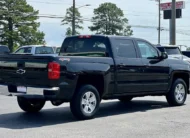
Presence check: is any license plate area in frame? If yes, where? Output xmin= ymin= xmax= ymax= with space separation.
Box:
xmin=17 ymin=86 xmax=27 ymax=94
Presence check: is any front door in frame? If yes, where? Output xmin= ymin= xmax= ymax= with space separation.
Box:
xmin=135 ymin=40 xmax=170 ymax=92
xmin=112 ymin=39 xmax=144 ymax=94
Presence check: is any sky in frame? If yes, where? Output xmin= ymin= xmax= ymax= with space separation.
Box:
xmin=26 ymin=0 xmax=190 ymax=50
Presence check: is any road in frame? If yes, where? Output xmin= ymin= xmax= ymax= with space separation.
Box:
xmin=0 ymin=91 xmax=190 ymax=138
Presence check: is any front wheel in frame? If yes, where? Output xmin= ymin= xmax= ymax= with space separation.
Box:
xmin=70 ymin=85 xmax=100 ymax=120
xmin=166 ymin=78 xmax=187 ymax=106
xmin=17 ymin=97 xmax=46 ymax=112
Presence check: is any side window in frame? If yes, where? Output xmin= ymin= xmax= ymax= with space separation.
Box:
xmin=137 ymin=41 xmax=158 ymax=58
xmin=15 ymin=48 xmax=25 ymax=53
xmin=15 ymin=47 xmax=32 ymax=54
xmin=114 ymin=39 xmax=137 ymax=58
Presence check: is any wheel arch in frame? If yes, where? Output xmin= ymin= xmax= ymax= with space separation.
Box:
xmin=75 ymin=73 xmax=106 ymax=98
xmin=169 ymin=71 xmax=190 ymax=94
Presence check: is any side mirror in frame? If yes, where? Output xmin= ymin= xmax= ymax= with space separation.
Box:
xmin=161 ymin=52 xmax=168 ymax=59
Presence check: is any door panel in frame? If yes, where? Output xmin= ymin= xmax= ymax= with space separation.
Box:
xmin=135 ymin=40 xmax=170 ymax=92
xmin=142 ymin=59 xmax=169 ymax=91
xmin=115 ymin=58 xmax=144 ymax=93
xmin=111 ymin=39 xmax=144 ymax=94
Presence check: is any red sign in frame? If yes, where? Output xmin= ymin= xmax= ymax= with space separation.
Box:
xmin=160 ymin=1 xmax=185 ymax=11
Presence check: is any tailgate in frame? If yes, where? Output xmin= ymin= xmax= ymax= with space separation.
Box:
xmin=0 ymin=55 xmax=56 ymax=87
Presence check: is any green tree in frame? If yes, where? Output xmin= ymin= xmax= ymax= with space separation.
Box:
xmin=65 ymin=27 xmax=72 ymax=36
xmin=89 ymin=2 xmax=133 ymax=36
xmin=0 ymin=0 xmax=45 ymax=52
xmin=62 ymin=6 xmax=83 ymax=36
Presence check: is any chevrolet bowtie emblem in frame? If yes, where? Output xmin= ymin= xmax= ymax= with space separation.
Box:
xmin=16 ymin=69 xmax=26 ymax=75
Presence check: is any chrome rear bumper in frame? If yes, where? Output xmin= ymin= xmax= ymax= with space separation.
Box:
xmin=0 ymin=85 xmax=59 ymax=98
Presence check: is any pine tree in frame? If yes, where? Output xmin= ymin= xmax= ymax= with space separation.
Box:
xmin=0 ymin=0 xmax=45 ymax=52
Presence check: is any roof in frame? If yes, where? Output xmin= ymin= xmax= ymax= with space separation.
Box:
xmin=0 ymin=45 xmax=8 ymax=47
xmin=155 ymin=44 xmax=179 ymax=48
xmin=66 ymin=34 xmax=141 ymax=40
xmin=19 ymin=45 xmax=55 ymax=48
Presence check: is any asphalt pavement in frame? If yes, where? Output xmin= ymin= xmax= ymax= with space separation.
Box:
xmin=0 ymin=90 xmax=190 ymax=138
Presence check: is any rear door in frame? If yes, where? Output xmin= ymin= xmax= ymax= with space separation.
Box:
xmin=112 ymin=39 xmax=144 ymax=94
xmin=135 ymin=40 xmax=170 ymax=92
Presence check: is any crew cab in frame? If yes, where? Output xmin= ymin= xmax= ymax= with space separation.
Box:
xmin=0 ymin=35 xmax=190 ymax=120
xmin=14 ymin=45 xmax=57 ymax=56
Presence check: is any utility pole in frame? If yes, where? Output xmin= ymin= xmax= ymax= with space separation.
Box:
xmin=170 ymin=0 xmax=176 ymax=45
xmin=72 ymin=0 xmax=76 ymax=35
xmin=158 ymin=0 xmax=161 ymax=44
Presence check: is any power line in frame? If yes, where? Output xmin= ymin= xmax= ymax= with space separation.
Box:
xmin=35 ymin=15 xmax=190 ymax=36
xmin=27 ymin=0 xmax=161 ymax=16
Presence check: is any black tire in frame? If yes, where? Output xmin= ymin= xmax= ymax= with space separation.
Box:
xmin=70 ymin=85 xmax=100 ymax=120
xmin=119 ymin=96 xmax=133 ymax=102
xmin=166 ymin=78 xmax=187 ymax=106
xmin=17 ymin=97 xmax=46 ymax=112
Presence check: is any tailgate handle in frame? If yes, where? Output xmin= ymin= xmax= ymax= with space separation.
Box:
xmin=17 ymin=62 xmax=25 ymax=68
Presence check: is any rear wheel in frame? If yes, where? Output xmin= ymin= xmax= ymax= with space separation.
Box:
xmin=119 ymin=96 xmax=133 ymax=102
xmin=17 ymin=97 xmax=46 ymax=112
xmin=70 ymin=85 xmax=100 ymax=120
xmin=166 ymin=78 xmax=187 ymax=106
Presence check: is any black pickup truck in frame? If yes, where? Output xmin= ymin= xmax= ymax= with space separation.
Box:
xmin=0 ymin=35 xmax=190 ymax=120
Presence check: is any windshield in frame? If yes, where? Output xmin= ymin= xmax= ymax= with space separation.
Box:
xmin=35 ymin=47 xmax=54 ymax=54
xmin=60 ymin=36 xmax=109 ymax=57
xmin=164 ymin=47 xmax=181 ymax=55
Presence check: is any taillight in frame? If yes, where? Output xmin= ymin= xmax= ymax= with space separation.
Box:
xmin=78 ymin=35 xmax=91 ymax=38
xmin=48 ymin=62 xmax=60 ymax=80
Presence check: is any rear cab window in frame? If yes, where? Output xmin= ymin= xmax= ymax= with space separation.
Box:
xmin=60 ymin=36 xmax=110 ymax=57
xmin=35 ymin=46 xmax=54 ymax=54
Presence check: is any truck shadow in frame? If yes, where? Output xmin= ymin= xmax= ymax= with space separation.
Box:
xmin=0 ymin=100 xmax=170 ymax=129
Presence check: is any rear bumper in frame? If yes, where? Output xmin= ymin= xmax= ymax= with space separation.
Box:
xmin=0 ymin=85 xmax=60 ymax=100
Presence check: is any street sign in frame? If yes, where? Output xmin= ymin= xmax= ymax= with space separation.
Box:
xmin=164 ymin=9 xmax=182 ymax=19
xmin=160 ymin=1 xmax=185 ymax=11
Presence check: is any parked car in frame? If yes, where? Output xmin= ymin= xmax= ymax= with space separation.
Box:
xmin=0 ymin=45 xmax=10 ymax=54
xmin=14 ymin=45 xmax=57 ymax=56
xmin=0 ymin=35 xmax=190 ymax=120
xmin=182 ymin=51 xmax=190 ymax=58
xmin=156 ymin=45 xmax=190 ymax=63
